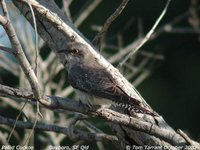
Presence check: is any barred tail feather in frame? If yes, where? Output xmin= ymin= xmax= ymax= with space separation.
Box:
xmin=130 ymin=105 xmax=158 ymax=116
xmin=118 ymin=103 xmax=158 ymax=116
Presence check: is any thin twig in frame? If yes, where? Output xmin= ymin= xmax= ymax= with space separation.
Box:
xmin=26 ymin=0 xmax=39 ymax=77
xmin=23 ymin=109 xmax=40 ymax=145
xmin=0 ymin=55 xmax=18 ymax=76
xmin=62 ymin=0 xmax=73 ymax=21
xmin=118 ymin=0 xmax=171 ymax=68
xmin=0 ymin=44 xmax=15 ymax=56
xmin=132 ymin=70 xmax=151 ymax=87
xmin=74 ymin=0 xmax=102 ymax=27
xmin=177 ymin=129 xmax=200 ymax=149
xmin=1 ymin=0 xmax=9 ymax=17
xmin=188 ymin=0 xmax=200 ymax=32
xmin=92 ymin=0 xmax=129 ymax=51
xmin=67 ymin=114 xmax=87 ymax=140
xmin=7 ymin=100 xmax=28 ymax=142
xmin=138 ymin=51 xmax=164 ymax=60
xmin=107 ymin=6 xmax=200 ymax=67
xmin=23 ymin=100 xmax=43 ymax=145
xmin=83 ymin=120 xmax=103 ymax=133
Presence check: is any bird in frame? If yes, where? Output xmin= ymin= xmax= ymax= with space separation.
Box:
xmin=58 ymin=42 xmax=157 ymax=116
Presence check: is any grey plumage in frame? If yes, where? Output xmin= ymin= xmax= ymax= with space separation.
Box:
xmin=58 ymin=42 xmax=156 ymax=116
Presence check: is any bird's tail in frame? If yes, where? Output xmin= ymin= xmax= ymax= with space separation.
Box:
xmin=131 ymin=104 xmax=158 ymax=116
xmin=119 ymin=103 xmax=158 ymax=117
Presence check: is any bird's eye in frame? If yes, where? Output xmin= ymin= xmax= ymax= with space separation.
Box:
xmin=71 ymin=49 xmax=79 ymax=54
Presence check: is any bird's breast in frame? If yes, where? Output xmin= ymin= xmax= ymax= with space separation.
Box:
xmin=75 ymin=89 xmax=114 ymax=107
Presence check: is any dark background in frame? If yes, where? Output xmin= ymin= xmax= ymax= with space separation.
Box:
xmin=0 ymin=0 xmax=199 ymax=147
xmin=68 ymin=0 xmax=200 ymax=139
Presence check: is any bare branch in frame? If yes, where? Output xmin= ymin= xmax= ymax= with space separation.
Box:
xmin=0 ymin=84 xmax=190 ymax=146
xmin=74 ymin=0 xmax=102 ymax=27
xmin=10 ymin=0 xmax=199 ymax=147
xmin=0 ymin=52 xmax=18 ymax=76
xmin=7 ymin=100 xmax=28 ymax=142
xmin=0 ymin=0 xmax=42 ymax=102
xmin=26 ymin=0 xmax=39 ymax=76
xmin=177 ymin=129 xmax=200 ymax=149
xmin=107 ymin=6 xmax=200 ymax=69
xmin=0 ymin=115 xmax=118 ymax=143
xmin=118 ymin=0 xmax=171 ymax=68
xmin=92 ymin=0 xmax=129 ymax=51
xmin=62 ymin=0 xmax=72 ymax=21
xmin=0 ymin=44 xmax=15 ymax=55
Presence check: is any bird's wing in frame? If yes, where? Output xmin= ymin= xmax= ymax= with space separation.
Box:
xmin=68 ymin=63 xmax=141 ymax=106
xmin=68 ymin=63 xmax=157 ymax=116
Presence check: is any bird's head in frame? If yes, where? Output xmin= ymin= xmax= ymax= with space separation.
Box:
xmin=58 ymin=42 xmax=89 ymax=68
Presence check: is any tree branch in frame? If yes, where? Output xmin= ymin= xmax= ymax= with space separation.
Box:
xmin=0 ymin=115 xmax=117 ymax=143
xmin=74 ymin=0 xmax=102 ymax=27
xmin=0 ymin=84 xmax=191 ymax=147
xmin=118 ymin=0 xmax=171 ymax=68
xmin=92 ymin=0 xmax=129 ymax=50
xmin=0 ymin=0 xmax=42 ymax=102
xmin=8 ymin=0 xmax=199 ymax=148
